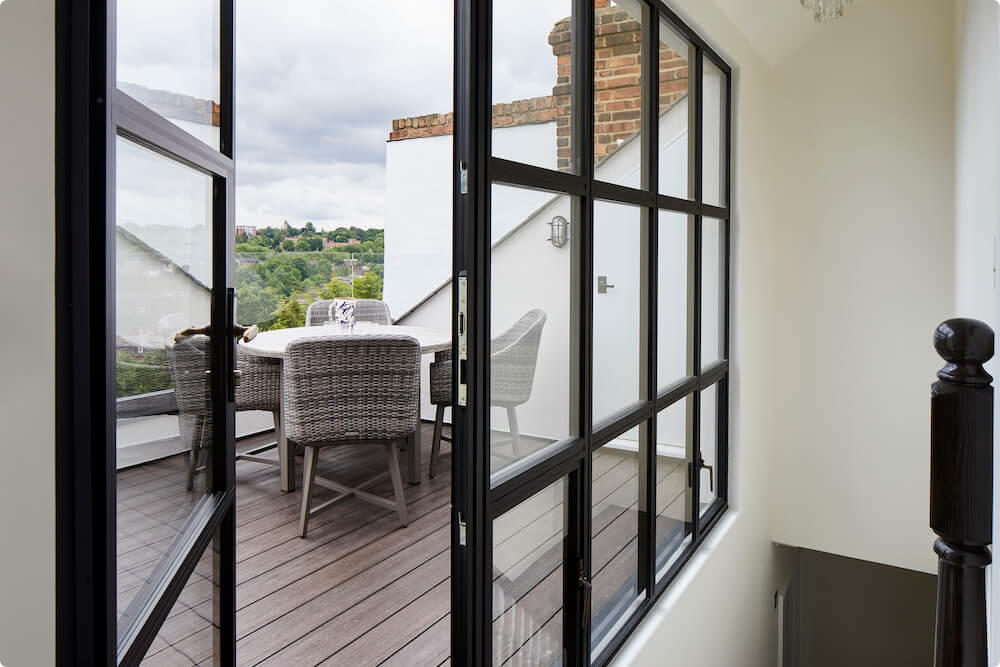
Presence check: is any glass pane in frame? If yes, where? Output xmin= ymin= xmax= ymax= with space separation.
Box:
xmin=701 ymin=218 xmax=725 ymax=369
xmin=657 ymin=17 xmax=693 ymax=199
xmin=658 ymin=211 xmax=691 ymax=388
xmin=699 ymin=383 xmax=719 ymax=514
xmin=493 ymin=478 xmax=566 ymax=665
xmin=655 ymin=397 xmax=692 ymax=578
xmin=593 ymin=201 xmax=645 ymax=426
xmin=115 ymin=136 xmax=214 ymax=622
xmin=492 ymin=0 xmax=574 ymax=172
xmin=702 ymin=59 xmax=727 ymax=207
xmin=116 ymin=0 xmax=221 ymax=148
xmin=591 ymin=436 xmax=645 ymax=656
xmin=138 ymin=542 xmax=217 ymax=665
xmin=490 ymin=185 xmax=578 ymax=483
xmin=593 ymin=1 xmax=643 ymax=187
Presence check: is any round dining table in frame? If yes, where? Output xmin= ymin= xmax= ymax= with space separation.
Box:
xmin=240 ymin=323 xmax=451 ymax=490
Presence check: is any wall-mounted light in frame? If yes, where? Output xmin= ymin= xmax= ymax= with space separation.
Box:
xmin=548 ymin=215 xmax=569 ymax=248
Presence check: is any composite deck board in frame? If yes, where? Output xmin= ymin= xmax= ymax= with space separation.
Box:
xmin=118 ymin=425 xmax=684 ymax=665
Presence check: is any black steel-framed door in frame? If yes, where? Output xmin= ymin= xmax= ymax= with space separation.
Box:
xmin=57 ymin=0 xmax=238 ymax=664
xmin=452 ymin=0 xmax=733 ymax=664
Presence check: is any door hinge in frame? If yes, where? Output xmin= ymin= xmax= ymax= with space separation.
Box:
xmin=458 ymin=513 xmax=467 ymax=547
xmin=460 ymin=161 xmax=468 ymax=194
xmin=457 ymin=273 xmax=468 ymax=407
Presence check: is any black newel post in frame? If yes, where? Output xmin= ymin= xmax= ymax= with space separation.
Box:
xmin=931 ymin=318 xmax=994 ymax=667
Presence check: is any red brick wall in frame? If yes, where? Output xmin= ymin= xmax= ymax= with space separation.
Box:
xmin=550 ymin=2 xmax=689 ymax=169
xmin=389 ymin=0 xmax=690 ymax=172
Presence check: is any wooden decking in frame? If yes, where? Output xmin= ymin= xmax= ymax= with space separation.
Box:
xmin=117 ymin=425 xmax=686 ymax=665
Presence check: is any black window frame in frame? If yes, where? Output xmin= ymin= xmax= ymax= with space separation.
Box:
xmin=452 ymin=0 xmax=732 ymax=664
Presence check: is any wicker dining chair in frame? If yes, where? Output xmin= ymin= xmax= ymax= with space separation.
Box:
xmin=166 ymin=334 xmax=283 ymax=491
xmin=428 ymin=309 xmax=547 ymax=477
xmin=353 ymin=298 xmax=392 ymax=325
xmin=282 ymin=335 xmax=420 ymax=537
xmin=305 ymin=299 xmax=337 ymax=327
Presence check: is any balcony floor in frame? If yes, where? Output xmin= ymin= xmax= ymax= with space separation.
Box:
xmin=118 ymin=424 xmax=686 ymax=665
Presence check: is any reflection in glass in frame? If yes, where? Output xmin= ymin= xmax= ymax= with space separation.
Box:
xmin=655 ymin=397 xmax=692 ymax=578
xmin=701 ymin=218 xmax=725 ymax=369
xmin=137 ymin=541 xmax=217 ymax=664
xmin=492 ymin=0 xmax=574 ymax=172
xmin=657 ymin=17 xmax=693 ymax=198
xmin=490 ymin=185 xmax=578 ymax=483
xmin=658 ymin=211 xmax=691 ymax=388
xmin=116 ymin=0 xmax=221 ymax=147
xmin=493 ymin=479 xmax=566 ymax=665
xmin=702 ymin=59 xmax=727 ymax=207
xmin=115 ymin=136 xmax=214 ymax=623
xmin=593 ymin=2 xmax=643 ymax=187
xmin=591 ymin=438 xmax=644 ymax=656
xmin=699 ymin=383 xmax=719 ymax=514
xmin=593 ymin=201 xmax=645 ymax=426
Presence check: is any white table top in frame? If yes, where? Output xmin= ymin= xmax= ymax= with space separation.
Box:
xmin=239 ymin=323 xmax=451 ymax=359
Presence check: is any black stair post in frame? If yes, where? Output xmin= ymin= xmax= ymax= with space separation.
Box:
xmin=931 ymin=318 xmax=994 ymax=667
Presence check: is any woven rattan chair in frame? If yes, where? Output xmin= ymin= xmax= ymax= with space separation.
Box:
xmin=305 ymin=299 xmax=336 ymax=327
xmin=166 ymin=334 xmax=283 ymax=491
xmin=353 ymin=298 xmax=392 ymax=325
xmin=283 ymin=335 xmax=420 ymax=537
xmin=428 ymin=309 xmax=547 ymax=477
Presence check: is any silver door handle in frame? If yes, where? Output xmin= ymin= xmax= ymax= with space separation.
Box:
xmin=597 ymin=275 xmax=615 ymax=294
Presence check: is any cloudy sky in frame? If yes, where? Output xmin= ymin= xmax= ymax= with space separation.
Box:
xmin=117 ymin=0 xmax=573 ymax=232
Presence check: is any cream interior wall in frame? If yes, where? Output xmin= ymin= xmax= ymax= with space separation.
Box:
xmin=0 ymin=0 xmax=56 ymax=664
xmin=767 ymin=0 xmax=956 ymax=576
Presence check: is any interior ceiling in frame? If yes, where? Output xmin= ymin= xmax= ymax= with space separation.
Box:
xmin=709 ymin=0 xmax=825 ymax=65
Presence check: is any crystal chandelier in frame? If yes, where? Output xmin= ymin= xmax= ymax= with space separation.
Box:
xmin=800 ymin=0 xmax=853 ymax=23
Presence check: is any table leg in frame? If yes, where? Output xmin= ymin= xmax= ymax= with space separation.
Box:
xmin=278 ymin=368 xmax=295 ymax=492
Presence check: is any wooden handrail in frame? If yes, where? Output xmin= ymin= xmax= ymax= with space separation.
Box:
xmin=930 ymin=318 xmax=994 ymax=667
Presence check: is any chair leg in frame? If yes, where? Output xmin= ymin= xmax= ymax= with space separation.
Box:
xmin=386 ymin=443 xmax=409 ymax=527
xmin=507 ymin=407 xmax=522 ymax=458
xmin=187 ymin=416 xmax=204 ymax=491
xmin=430 ymin=405 xmax=445 ymax=478
xmin=298 ymin=445 xmax=320 ymax=538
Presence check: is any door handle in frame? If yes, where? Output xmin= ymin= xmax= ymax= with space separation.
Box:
xmin=597 ymin=275 xmax=615 ymax=294
xmin=173 ymin=323 xmax=259 ymax=343
xmin=579 ymin=560 xmax=592 ymax=630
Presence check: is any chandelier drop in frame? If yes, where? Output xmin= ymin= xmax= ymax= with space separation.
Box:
xmin=800 ymin=0 xmax=853 ymax=23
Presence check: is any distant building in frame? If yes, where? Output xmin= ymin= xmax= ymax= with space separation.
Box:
xmin=324 ymin=238 xmax=362 ymax=249
xmin=236 ymin=225 xmax=257 ymax=237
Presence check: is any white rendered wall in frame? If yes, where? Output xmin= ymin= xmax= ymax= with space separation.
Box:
xmin=0 ymin=0 xmax=56 ymax=664
xmin=384 ymin=122 xmax=555 ymax=318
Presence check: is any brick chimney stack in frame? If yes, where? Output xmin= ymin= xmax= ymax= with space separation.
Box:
xmin=549 ymin=0 xmax=690 ymax=170
xmin=389 ymin=1 xmax=690 ymax=173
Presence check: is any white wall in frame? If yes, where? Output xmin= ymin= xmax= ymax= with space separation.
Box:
xmin=383 ymin=122 xmax=555 ymax=318
xmin=767 ymin=0 xmax=957 ymax=576
xmin=951 ymin=0 xmax=1000 ymax=659
xmin=0 ymin=0 xmax=56 ymax=664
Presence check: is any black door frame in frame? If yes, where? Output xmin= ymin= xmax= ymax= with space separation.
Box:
xmin=55 ymin=0 xmax=238 ymax=664
xmin=452 ymin=0 xmax=733 ymax=664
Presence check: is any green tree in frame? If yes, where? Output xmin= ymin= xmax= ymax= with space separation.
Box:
xmin=294 ymin=238 xmax=312 ymax=252
xmin=236 ymin=242 xmax=267 ymax=259
xmin=269 ymin=293 xmax=308 ymax=329
xmin=321 ymin=277 xmax=353 ymax=299
xmin=235 ymin=284 xmax=280 ymax=325
xmin=281 ymin=239 xmax=295 ymax=251
xmin=352 ymin=271 xmax=383 ymax=299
